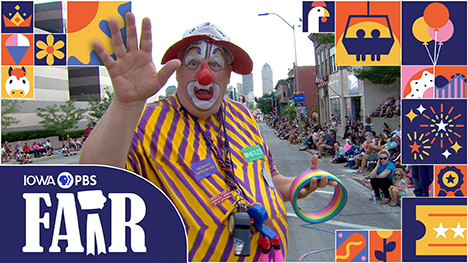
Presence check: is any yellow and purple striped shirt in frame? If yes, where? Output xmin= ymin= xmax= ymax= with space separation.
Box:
xmin=126 ymin=94 xmax=288 ymax=261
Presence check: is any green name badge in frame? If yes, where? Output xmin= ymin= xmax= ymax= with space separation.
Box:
xmin=242 ymin=145 xmax=265 ymax=162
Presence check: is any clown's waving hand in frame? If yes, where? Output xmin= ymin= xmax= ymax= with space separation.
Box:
xmin=80 ymin=13 xmax=180 ymax=167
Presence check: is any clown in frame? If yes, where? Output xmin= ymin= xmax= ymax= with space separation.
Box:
xmin=81 ymin=13 xmax=336 ymax=262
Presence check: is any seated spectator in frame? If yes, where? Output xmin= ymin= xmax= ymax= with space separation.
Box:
xmin=74 ymin=139 xmax=83 ymax=149
xmin=385 ymin=134 xmax=401 ymax=157
xmin=2 ymin=143 xmax=14 ymax=162
xmin=61 ymin=144 xmax=71 ymax=157
xmin=44 ymin=139 xmax=54 ymax=155
xmin=69 ymin=138 xmax=79 ymax=151
xmin=382 ymin=122 xmax=391 ymax=136
xmin=392 ymin=97 xmax=400 ymax=117
xmin=388 ymin=168 xmax=408 ymax=206
xmin=24 ymin=142 xmax=40 ymax=158
xmin=15 ymin=150 xmax=32 ymax=164
xmin=364 ymin=117 xmax=373 ymax=132
xmin=353 ymin=133 xmax=383 ymax=175
xmin=332 ymin=142 xmax=347 ymax=163
xmin=32 ymin=142 xmax=47 ymax=156
xmin=317 ymin=129 xmax=335 ymax=158
xmin=369 ymin=150 xmax=396 ymax=205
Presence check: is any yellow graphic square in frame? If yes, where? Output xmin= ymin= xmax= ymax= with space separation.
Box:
xmin=1 ymin=66 xmax=34 ymax=99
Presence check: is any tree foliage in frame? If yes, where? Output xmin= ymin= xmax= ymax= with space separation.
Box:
xmin=84 ymin=87 xmax=114 ymax=127
xmin=35 ymin=100 xmax=86 ymax=141
xmin=282 ymin=103 xmax=297 ymax=119
xmin=308 ymin=33 xmax=335 ymax=45
xmin=257 ymin=93 xmax=276 ymax=115
xmin=349 ymin=66 xmax=400 ymax=85
xmin=1 ymin=99 xmax=23 ymax=129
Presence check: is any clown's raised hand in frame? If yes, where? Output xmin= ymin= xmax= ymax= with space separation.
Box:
xmin=93 ymin=13 xmax=180 ymax=106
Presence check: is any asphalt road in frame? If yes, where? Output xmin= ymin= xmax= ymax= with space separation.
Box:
xmin=259 ymin=122 xmax=402 ymax=262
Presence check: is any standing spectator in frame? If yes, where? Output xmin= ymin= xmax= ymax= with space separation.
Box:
xmin=343 ymin=116 xmax=351 ymax=139
xmin=410 ymin=165 xmax=433 ymax=196
xmin=369 ymin=150 xmax=396 ymax=205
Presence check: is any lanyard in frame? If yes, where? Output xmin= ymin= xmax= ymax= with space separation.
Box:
xmin=186 ymin=102 xmax=248 ymax=201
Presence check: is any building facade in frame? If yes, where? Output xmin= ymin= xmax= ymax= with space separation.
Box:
xmin=242 ymin=73 xmax=254 ymax=96
xmin=261 ymin=63 xmax=273 ymax=95
xmin=312 ymin=33 xmax=400 ymax=138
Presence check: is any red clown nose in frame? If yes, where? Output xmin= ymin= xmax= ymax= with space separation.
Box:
xmin=197 ymin=63 xmax=213 ymax=86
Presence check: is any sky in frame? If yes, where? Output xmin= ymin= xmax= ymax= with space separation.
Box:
xmin=130 ymin=0 xmax=317 ymax=98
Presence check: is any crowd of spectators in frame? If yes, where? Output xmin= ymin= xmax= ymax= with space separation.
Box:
xmin=1 ymin=136 xmax=83 ymax=164
xmin=370 ymin=96 xmax=400 ymax=118
xmin=264 ymin=113 xmax=428 ymax=206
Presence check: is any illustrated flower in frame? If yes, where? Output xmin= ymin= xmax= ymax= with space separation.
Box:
xmin=36 ymin=35 xmax=64 ymax=65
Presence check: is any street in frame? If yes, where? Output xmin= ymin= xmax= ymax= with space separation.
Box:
xmin=259 ymin=122 xmax=402 ymax=262
xmin=10 ymin=122 xmax=402 ymax=262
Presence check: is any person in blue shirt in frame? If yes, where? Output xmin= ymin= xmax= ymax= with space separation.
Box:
xmin=369 ymin=149 xmax=395 ymax=205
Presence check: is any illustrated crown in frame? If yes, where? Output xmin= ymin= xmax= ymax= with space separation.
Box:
xmin=3 ymin=5 xmax=32 ymax=27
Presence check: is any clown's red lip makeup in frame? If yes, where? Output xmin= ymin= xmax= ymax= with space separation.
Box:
xmin=194 ymin=86 xmax=213 ymax=100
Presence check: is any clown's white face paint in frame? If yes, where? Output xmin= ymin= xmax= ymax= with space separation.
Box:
xmin=176 ymin=41 xmax=232 ymax=118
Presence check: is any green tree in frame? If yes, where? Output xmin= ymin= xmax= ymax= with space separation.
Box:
xmin=257 ymin=93 xmax=275 ymax=115
xmin=84 ymin=87 xmax=114 ymax=127
xmin=1 ymin=99 xmax=23 ymax=129
xmin=282 ymin=103 xmax=297 ymax=119
xmin=308 ymin=33 xmax=335 ymax=45
xmin=35 ymin=100 xmax=86 ymax=141
xmin=348 ymin=66 xmax=400 ymax=85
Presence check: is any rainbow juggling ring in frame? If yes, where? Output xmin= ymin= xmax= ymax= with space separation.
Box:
xmin=289 ymin=169 xmax=348 ymax=224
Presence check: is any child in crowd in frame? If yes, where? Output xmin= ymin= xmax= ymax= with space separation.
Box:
xmin=389 ymin=168 xmax=408 ymax=207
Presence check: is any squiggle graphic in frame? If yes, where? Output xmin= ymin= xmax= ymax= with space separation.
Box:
xmin=336 ymin=241 xmax=363 ymax=260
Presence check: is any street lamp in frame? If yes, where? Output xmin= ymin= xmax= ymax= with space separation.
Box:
xmin=259 ymin=12 xmax=302 ymax=133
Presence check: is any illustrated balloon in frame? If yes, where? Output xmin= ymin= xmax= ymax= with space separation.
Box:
xmin=412 ymin=17 xmax=433 ymax=45
xmin=429 ymin=20 xmax=454 ymax=45
xmin=423 ymin=3 xmax=450 ymax=30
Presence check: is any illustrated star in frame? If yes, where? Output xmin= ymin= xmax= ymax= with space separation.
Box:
xmin=451 ymin=141 xmax=463 ymax=153
xmin=417 ymin=104 xmax=426 ymax=114
xmin=435 ymin=120 xmax=448 ymax=132
xmin=409 ymin=141 xmax=422 ymax=153
xmin=451 ymin=223 xmax=467 ymax=239
xmin=406 ymin=109 xmax=418 ymax=122
xmin=445 ymin=174 xmax=456 ymax=184
xmin=442 ymin=150 xmax=452 ymax=159
xmin=433 ymin=222 xmax=449 ymax=238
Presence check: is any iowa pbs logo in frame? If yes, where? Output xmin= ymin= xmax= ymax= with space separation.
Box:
xmin=302 ymin=1 xmax=334 ymax=33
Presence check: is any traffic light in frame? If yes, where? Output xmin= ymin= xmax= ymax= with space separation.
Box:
xmin=270 ymin=105 xmax=274 ymax=109
xmin=255 ymin=97 xmax=257 ymax=102
xmin=242 ymin=96 xmax=245 ymax=103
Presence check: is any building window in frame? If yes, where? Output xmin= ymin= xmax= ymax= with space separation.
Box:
xmin=329 ymin=46 xmax=337 ymax=73
xmin=330 ymin=97 xmax=341 ymax=125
